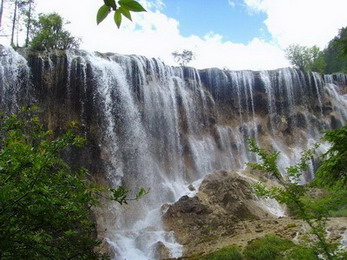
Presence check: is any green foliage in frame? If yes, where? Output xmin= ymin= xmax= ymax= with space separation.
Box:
xmin=0 ymin=107 xmax=148 ymax=259
xmin=243 ymin=235 xmax=294 ymax=260
xmin=283 ymin=245 xmax=319 ymax=260
xmin=312 ymin=125 xmax=347 ymax=219
xmin=242 ymin=235 xmax=320 ymax=260
xmin=315 ymin=125 xmax=347 ymax=187
xmin=97 ymin=5 xmax=111 ymax=25
xmin=247 ymin=139 xmax=339 ymax=260
xmin=172 ymin=49 xmax=194 ymax=66
xmin=285 ymin=44 xmax=326 ymax=73
xmin=324 ymin=27 xmax=347 ymax=73
xmin=97 ymin=0 xmax=146 ymax=28
xmin=199 ymin=245 xmax=244 ymax=260
xmin=29 ymin=12 xmax=80 ymax=50
xmin=287 ymin=28 xmax=347 ymax=74
xmin=0 ymin=107 xmax=102 ymax=259
xmin=248 ymin=127 xmax=347 ymax=258
xmin=328 ymin=204 xmax=347 ymax=217
xmin=190 ymin=237 xmax=319 ymax=260
xmin=307 ymin=46 xmax=326 ymax=73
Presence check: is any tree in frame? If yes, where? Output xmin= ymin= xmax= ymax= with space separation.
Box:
xmin=334 ymin=27 xmax=347 ymax=57
xmin=172 ymin=49 xmax=194 ymax=66
xmin=285 ymin=44 xmax=326 ymax=73
xmin=0 ymin=107 xmax=103 ymax=259
xmin=0 ymin=107 xmax=148 ymax=259
xmin=97 ymin=0 xmax=146 ymax=28
xmin=23 ymin=0 xmax=34 ymax=47
xmin=30 ymin=12 xmax=80 ymax=50
xmin=0 ymin=0 xmax=4 ymax=29
xmin=10 ymin=0 xmax=18 ymax=46
xmin=9 ymin=0 xmax=30 ymax=46
xmin=306 ymin=46 xmax=326 ymax=73
xmin=324 ymin=27 xmax=347 ymax=73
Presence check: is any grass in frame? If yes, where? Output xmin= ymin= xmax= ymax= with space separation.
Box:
xmin=243 ymin=235 xmax=293 ymax=260
xmin=188 ymin=235 xmax=321 ymax=260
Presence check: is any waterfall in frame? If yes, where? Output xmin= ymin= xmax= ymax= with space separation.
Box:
xmin=0 ymin=47 xmax=31 ymax=111
xmin=1 ymin=47 xmax=347 ymax=259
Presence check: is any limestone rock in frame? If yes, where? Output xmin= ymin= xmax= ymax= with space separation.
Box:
xmin=163 ymin=170 xmax=273 ymax=256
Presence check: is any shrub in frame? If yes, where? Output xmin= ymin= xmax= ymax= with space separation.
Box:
xmin=243 ymin=235 xmax=293 ymax=260
xmin=284 ymin=246 xmax=319 ymax=260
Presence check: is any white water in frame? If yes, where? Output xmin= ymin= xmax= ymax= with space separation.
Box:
xmin=0 ymin=46 xmax=31 ymax=111
xmin=1 ymin=48 xmax=347 ymax=259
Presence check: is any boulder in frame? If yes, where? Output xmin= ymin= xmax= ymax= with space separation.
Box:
xmin=163 ymin=171 xmax=273 ymax=256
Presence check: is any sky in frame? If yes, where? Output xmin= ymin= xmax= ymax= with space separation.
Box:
xmin=1 ymin=0 xmax=347 ymax=70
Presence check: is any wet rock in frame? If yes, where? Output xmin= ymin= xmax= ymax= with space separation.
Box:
xmin=152 ymin=241 xmax=171 ymax=260
xmin=163 ymin=171 xmax=272 ymax=256
xmin=188 ymin=184 xmax=195 ymax=191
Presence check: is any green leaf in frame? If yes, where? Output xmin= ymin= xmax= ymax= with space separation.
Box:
xmin=118 ymin=6 xmax=132 ymax=21
xmin=118 ymin=0 xmax=146 ymax=12
xmin=135 ymin=187 xmax=149 ymax=200
xmin=114 ymin=10 xmax=122 ymax=28
xmin=104 ymin=0 xmax=116 ymax=9
xmin=97 ymin=5 xmax=111 ymax=25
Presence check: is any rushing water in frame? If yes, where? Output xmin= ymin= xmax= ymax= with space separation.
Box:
xmin=1 ymin=47 xmax=347 ymax=259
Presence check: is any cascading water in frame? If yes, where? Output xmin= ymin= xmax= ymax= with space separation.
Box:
xmin=0 ymin=47 xmax=31 ymax=111
xmin=1 ymin=47 xmax=347 ymax=259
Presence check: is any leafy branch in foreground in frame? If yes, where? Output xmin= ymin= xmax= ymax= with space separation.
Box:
xmin=97 ymin=0 xmax=146 ymax=28
xmin=315 ymin=125 xmax=347 ymax=188
xmin=247 ymin=139 xmax=340 ymax=260
xmin=0 ymin=107 xmax=148 ymax=259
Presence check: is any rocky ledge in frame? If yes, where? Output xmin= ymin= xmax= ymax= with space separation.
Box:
xmin=163 ymin=170 xmax=347 ymax=258
xmin=163 ymin=170 xmax=274 ymax=257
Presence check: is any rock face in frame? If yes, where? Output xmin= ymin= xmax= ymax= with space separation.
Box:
xmin=1 ymin=46 xmax=347 ymax=259
xmin=163 ymin=170 xmax=347 ymax=258
xmin=163 ymin=171 xmax=273 ymax=256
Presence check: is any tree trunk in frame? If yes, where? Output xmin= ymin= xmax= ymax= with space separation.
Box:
xmin=10 ymin=0 xmax=18 ymax=46
xmin=25 ymin=0 xmax=32 ymax=47
xmin=0 ymin=0 xmax=4 ymax=30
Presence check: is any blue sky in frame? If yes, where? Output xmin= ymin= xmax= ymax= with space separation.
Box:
xmin=1 ymin=0 xmax=347 ymax=70
xmin=162 ymin=0 xmax=271 ymax=43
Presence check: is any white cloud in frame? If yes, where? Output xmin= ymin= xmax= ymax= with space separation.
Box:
xmin=1 ymin=0 xmax=290 ymax=70
xmin=228 ymin=0 xmax=236 ymax=8
xmin=244 ymin=0 xmax=267 ymax=11
xmin=244 ymin=0 xmax=347 ymax=49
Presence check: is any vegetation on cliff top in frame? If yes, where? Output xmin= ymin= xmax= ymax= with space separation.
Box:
xmin=286 ymin=27 xmax=347 ymax=74
xmin=29 ymin=13 xmax=80 ymax=51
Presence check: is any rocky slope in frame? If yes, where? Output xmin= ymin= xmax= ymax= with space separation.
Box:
xmin=163 ymin=170 xmax=347 ymax=258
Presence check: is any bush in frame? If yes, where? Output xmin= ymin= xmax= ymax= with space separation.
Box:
xmin=284 ymin=246 xmax=319 ymax=260
xmin=243 ymin=235 xmax=293 ymax=260
xmin=329 ymin=203 xmax=347 ymax=217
